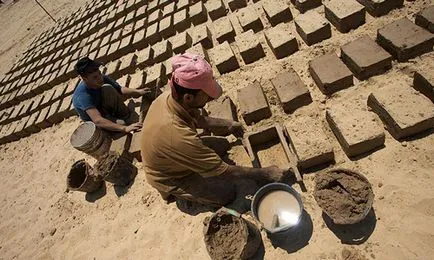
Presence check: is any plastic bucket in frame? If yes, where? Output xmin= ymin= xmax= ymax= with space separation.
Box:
xmin=70 ymin=122 xmax=112 ymax=160
xmin=67 ymin=159 xmax=103 ymax=193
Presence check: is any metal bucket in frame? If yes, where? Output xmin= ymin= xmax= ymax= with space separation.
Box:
xmin=251 ymin=183 xmax=304 ymax=234
xmin=67 ymin=159 xmax=103 ymax=193
xmin=70 ymin=122 xmax=112 ymax=160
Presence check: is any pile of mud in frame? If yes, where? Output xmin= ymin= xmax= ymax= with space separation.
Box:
xmin=314 ymin=169 xmax=374 ymax=224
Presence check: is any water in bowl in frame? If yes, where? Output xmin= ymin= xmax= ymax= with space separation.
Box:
xmin=257 ymin=190 xmax=301 ymax=231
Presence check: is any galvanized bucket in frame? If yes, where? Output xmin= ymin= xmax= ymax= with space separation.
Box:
xmin=70 ymin=122 xmax=112 ymax=160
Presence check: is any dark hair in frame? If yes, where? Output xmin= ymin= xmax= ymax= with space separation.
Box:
xmin=75 ymin=57 xmax=101 ymax=76
xmin=173 ymin=80 xmax=200 ymax=101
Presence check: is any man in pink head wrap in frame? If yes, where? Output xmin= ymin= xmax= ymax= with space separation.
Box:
xmin=141 ymin=53 xmax=287 ymax=207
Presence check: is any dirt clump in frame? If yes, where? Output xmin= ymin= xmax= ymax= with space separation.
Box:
xmin=203 ymin=211 xmax=260 ymax=260
xmin=314 ymin=168 xmax=374 ymax=224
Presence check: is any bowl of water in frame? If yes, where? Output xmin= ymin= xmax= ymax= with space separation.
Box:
xmin=251 ymin=183 xmax=303 ymax=234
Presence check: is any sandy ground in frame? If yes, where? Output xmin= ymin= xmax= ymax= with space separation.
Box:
xmin=1 ymin=0 xmax=434 ymax=260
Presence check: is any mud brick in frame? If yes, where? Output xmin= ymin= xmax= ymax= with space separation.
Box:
xmin=235 ymin=30 xmax=265 ymax=64
xmin=118 ymin=53 xmax=138 ymax=76
xmin=149 ymin=9 xmax=163 ymax=25
xmin=163 ymin=1 xmax=176 ymax=17
xmin=153 ymin=40 xmax=173 ymax=63
xmin=4 ymin=122 xmax=19 ymax=142
xmin=413 ymin=69 xmax=434 ymax=103
xmin=285 ymin=117 xmax=334 ymax=169
xmin=209 ymin=42 xmax=238 ymax=74
xmin=324 ymin=0 xmax=365 ymax=33
xmin=368 ymin=85 xmax=434 ymax=140
xmin=170 ymin=32 xmax=192 ymax=54
xmin=14 ymin=117 xmax=31 ymax=138
xmin=177 ymin=0 xmax=190 ymax=11
xmin=58 ymin=95 xmax=75 ymax=118
xmin=190 ymin=1 xmax=208 ymax=26
xmin=192 ymin=24 xmax=213 ymax=49
xmin=35 ymin=105 xmax=51 ymax=129
xmin=145 ymin=63 xmax=166 ymax=89
xmin=18 ymin=100 xmax=34 ymax=118
xmin=237 ymin=6 xmax=263 ymax=33
xmin=206 ymin=96 xmax=237 ymax=135
xmin=136 ymin=46 xmax=154 ymax=69
xmin=309 ymin=53 xmax=353 ymax=95
xmin=416 ymin=5 xmax=434 ymax=33
xmin=271 ymin=69 xmax=312 ymax=114
xmin=262 ymin=0 xmax=292 ymax=26
xmin=227 ymin=0 xmax=247 ymax=11
xmin=341 ymin=35 xmax=392 ymax=80
xmin=206 ymin=0 xmax=226 ymax=21
xmin=163 ymin=59 xmax=173 ymax=78
xmin=174 ymin=8 xmax=191 ymax=33
xmin=118 ymin=34 xmax=133 ymax=55
xmin=105 ymin=60 xmax=121 ymax=78
xmin=128 ymin=132 xmax=142 ymax=162
xmin=159 ymin=15 xmax=176 ymax=39
xmin=148 ymin=0 xmax=160 ymax=13
xmin=295 ymin=11 xmax=331 ymax=46
xmin=45 ymin=99 xmax=63 ymax=124
xmin=110 ymin=133 xmax=131 ymax=155
xmin=129 ymin=70 xmax=146 ymax=89
xmin=51 ymin=85 xmax=65 ymax=100
xmin=64 ymin=80 xmax=78 ymax=97
xmin=10 ymin=103 xmax=24 ymax=120
xmin=213 ymin=17 xmax=236 ymax=44
xmin=118 ymin=74 xmax=131 ymax=88
xmin=238 ymin=81 xmax=271 ymax=125
xmin=265 ymin=23 xmax=298 ymax=59
xmin=377 ymin=18 xmax=434 ymax=62
xmin=185 ymin=44 xmax=209 ymax=61
xmin=145 ymin=22 xmax=161 ymax=45
xmin=326 ymin=104 xmax=385 ymax=157
xmin=24 ymin=112 xmax=41 ymax=134
xmin=291 ymin=0 xmax=321 ymax=13
xmin=132 ymin=29 xmax=147 ymax=50
xmin=96 ymin=44 xmax=110 ymax=60
xmin=356 ymin=0 xmax=403 ymax=17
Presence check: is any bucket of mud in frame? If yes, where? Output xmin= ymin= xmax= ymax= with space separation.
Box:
xmin=251 ymin=183 xmax=304 ymax=234
xmin=203 ymin=211 xmax=261 ymax=260
xmin=94 ymin=152 xmax=137 ymax=186
xmin=67 ymin=159 xmax=103 ymax=193
xmin=70 ymin=122 xmax=112 ymax=160
xmin=314 ymin=168 xmax=374 ymax=225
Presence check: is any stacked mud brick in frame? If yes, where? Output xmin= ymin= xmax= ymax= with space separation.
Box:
xmin=0 ymin=0 xmax=433 ymax=171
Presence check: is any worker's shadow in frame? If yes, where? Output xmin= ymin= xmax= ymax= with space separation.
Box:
xmin=322 ymin=208 xmax=377 ymax=245
xmin=267 ymin=210 xmax=314 ymax=254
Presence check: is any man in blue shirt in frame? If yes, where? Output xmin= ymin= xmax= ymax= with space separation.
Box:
xmin=73 ymin=57 xmax=149 ymax=133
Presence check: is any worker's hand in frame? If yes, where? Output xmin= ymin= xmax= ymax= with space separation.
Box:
xmin=228 ymin=121 xmax=244 ymax=138
xmin=124 ymin=122 xmax=143 ymax=133
xmin=137 ymin=88 xmax=152 ymax=97
xmin=263 ymin=165 xmax=286 ymax=183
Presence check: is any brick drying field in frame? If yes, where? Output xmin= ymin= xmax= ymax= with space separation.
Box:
xmin=0 ymin=0 xmax=433 ymax=259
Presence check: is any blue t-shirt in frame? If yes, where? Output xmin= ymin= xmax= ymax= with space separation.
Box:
xmin=72 ymin=75 xmax=122 ymax=121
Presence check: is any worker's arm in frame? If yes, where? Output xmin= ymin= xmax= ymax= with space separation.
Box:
xmin=220 ymin=164 xmax=288 ymax=183
xmin=195 ymin=115 xmax=244 ymax=137
xmin=86 ymin=108 xmax=142 ymax=133
xmin=121 ymin=87 xmax=150 ymax=99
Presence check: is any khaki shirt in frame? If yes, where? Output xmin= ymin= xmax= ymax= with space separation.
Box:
xmin=141 ymin=92 xmax=228 ymax=198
